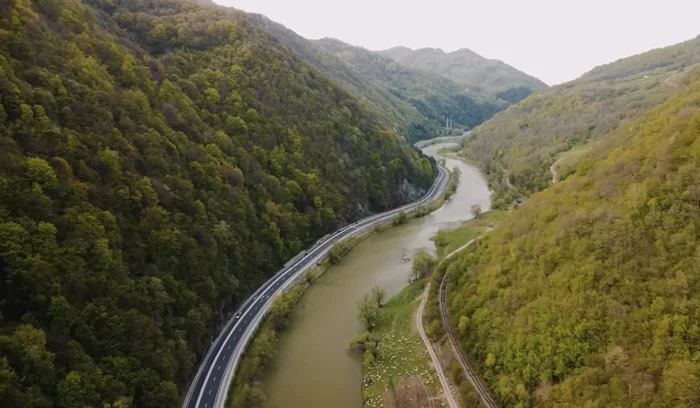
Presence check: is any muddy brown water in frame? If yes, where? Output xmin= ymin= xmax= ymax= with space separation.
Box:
xmin=260 ymin=144 xmax=490 ymax=408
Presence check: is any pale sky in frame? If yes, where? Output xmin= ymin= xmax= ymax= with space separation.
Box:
xmin=214 ymin=0 xmax=700 ymax=85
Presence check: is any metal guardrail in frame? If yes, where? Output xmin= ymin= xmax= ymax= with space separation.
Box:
xmin=184 ymin=166 xmax=450 ymax=408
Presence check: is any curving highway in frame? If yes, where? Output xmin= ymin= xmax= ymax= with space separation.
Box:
xmin=183 ymin=165 xmax=449 ymax=408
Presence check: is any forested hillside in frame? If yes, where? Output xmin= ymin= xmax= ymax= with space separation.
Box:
xmin=244 ymin=15 xmax=439 ymax=143
xmin=0 ymin=0 xmax=435 ymax=406
xmin=380 ymin=46 xmax=547 ymax=104
xmin=446 ymin=70 xmax=700 ymax=407
xmin=313 ymin=38 xmax=506 ymax=136
xmin=462 ymin=37 xmax=700 ymax=208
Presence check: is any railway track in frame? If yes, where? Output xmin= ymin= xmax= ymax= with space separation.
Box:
xmin=439 ymin=273 xmax=498 ymax=408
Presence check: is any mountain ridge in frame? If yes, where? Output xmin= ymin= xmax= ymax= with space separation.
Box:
xmin=447 ymin=68 xmax=700 ymax=408
xmin=312 ymin=37 xmax=506 ymax=131
xmin=461 ymin=36 xmax=700 ymax=207
xmin=379 ymin=45 xmax=548 ymax=103
xmin=0 ymin=0 xmax=435 ymax=406
xmin=240 ymin=15 xmax=508 ymax=141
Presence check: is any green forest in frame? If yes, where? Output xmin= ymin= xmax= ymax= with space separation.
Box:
xmin=446 ymin=70 xmax=700 ymax=407
xmin=240 ymin=15 xmax=438 ymax=144
xmin=0 ymin=0 xmax=436 ymax=406
xmin=242 ymin=16 xmax=509 ymax=144
xmin=314 ymin=38 xmax=505 ymax=138
xmin=462 ymin=37 xmax=700 ymax=208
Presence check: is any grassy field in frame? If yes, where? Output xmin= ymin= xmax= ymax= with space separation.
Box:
xmin=362 ymin=281 xmax=445 ymax=408
xmin=431 ymin=210 xmax=507 ymax=257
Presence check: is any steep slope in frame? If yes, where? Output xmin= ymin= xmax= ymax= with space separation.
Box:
xmin=0 ymin=0 xmax=434 ymax=406
xmin=446 ymin=70 xmax=700 ymax=407
xmin=380 ymin=46 xmax=548 ymax=103
xmin=461 ymin=37 xmax=700 ymax=208
xmin=314 ymin=38 xmax=506 ymax=134
xmin=244 ymin=15 xmax=439 ymax=143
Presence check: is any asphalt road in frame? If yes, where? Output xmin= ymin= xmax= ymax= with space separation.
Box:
xmin=183 ymin=165 xmax=449 ymax=408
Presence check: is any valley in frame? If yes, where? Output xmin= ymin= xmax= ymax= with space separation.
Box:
xmin=258 ymin=144 xmax=490 ymax=408
xmin=1 ymin=0 xmax=699 ymax=407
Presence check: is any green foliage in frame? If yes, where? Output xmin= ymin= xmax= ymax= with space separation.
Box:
xmin=410 ymin=250 xmax=435 ymax=282
xmin=357 ymin=294 xmax=379 ymax=330
xmin=313 ymin=39 xmax=506 ymax=139
xmin=463 ymin=37 xmax=700 ymax=202
xmin=247 ymin=14 xmax=511 ymax=142
xmin=0 ymin=0 xmax=435 ymax=405
xmin=392 ymin=210 xmax=407 ymax=226
xmin=447 ymin=72 xmax=700 ymax=407
xmin=327 ymin=235 xmax=360 ymax=265
xmin=228 ymin=383 xmax=265 ymax=408
xmin=431 ymin=210 xmax=505 ymax=257
xmin=443 ymin=166 xmax=460 ymax=200
xmin=359 ymin=280 xmax=441 ymax=406
xmin=348 ymin=331 xmax=373 ymax=350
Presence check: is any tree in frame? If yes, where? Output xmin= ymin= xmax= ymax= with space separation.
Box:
xmin=392 ymin=211 xmax=407 ymax=226
xmin=230 ymin=384 xmax=265 ymax=408
xmin=304 ymin=268 xmax=319 ymax=284
xmin=0 ymin=0 xmax=441 ymax=405
xmin=410 ymin=250 xmax=435 ymax=282
xmin=150 ymin=24 xmax=167 ymax=41
xmin=470 ymin=204 xmax=482 ymax=219
xmin=370 ymin=286 xmax=387 ymax=307
xmin=357 ymin=294 xmax=378 ymax=330
xmin=457 ymin=315 xmax=469 ymax=335
xmin=661 ymin=361 xmax=699 ymax=408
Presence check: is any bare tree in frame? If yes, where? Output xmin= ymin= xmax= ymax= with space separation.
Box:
xmin=371 ymin=286 xmax=387 ymax=307
xmin=470 ymin=204 xmax=482 ymax=219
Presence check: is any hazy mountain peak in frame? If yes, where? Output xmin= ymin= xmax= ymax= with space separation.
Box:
xmin=379 ymin=45 xmax=547 ymax=103
xmin=415 ymin=47 xmax=446 ymax=53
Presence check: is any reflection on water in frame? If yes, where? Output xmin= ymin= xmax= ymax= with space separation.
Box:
xmin=261 ymin=144 xmax=490 ymax=408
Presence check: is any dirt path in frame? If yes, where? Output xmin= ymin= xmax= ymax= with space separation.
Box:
xmin=550 ymin=157 xmax=563 ymax=184
xmin=416 ymin=283 xmax=461 ymax=408
xmin=444 ymin=238 xmax=480 ymax=261
xmin=502 ymin=169 xmax=525 ymax=202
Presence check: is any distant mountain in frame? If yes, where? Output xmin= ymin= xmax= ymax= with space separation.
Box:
xmin=246 ymin=15 xmax=434 ymax=142
xmin=312 ymin=38 xmax=507 ymax=137
xmin=245 ymin=15 xmax=507 ymax=141
xmin=380 ymin=46 xmax=548 ymax=103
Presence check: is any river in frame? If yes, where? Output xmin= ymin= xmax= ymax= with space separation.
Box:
xmin=260 ymin=143 xmax=490 ymax=408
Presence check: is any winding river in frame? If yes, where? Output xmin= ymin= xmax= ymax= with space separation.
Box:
xmin=260 ymin=143 xmax=490 ymax=408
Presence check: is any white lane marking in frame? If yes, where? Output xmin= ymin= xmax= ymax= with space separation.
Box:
xmin=208 ymin=389 xmax=212 ymax=395
xmin=192 ymin=166 xmax=447 ymax=408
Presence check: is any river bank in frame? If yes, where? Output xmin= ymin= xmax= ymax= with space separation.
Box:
xmin=258 ymin=143 xmax=491 ymax=408
xmin=226 ymin=165 xmax=453 ymax=407
xmin=359 ymin=280 xmax=444 ymax=408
